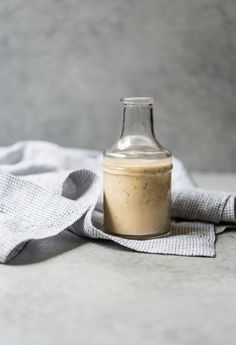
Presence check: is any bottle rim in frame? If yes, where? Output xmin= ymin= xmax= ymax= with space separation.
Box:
xmin=120 ymin=97 xmax=156 ymax=105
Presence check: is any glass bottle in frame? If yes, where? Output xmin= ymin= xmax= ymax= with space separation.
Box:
xmin=103 ymin=97 xmax=172 ymax=238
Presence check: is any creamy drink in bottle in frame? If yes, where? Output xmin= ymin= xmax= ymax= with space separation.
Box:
xmin=103 ymin=98 xmax=172 ymax=238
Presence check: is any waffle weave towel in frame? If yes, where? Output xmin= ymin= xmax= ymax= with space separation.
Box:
xmin=0 ymin=141 xmax=235 ymax=263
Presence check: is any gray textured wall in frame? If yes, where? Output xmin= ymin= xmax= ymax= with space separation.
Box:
xmin=0 ymin=0 xmax=235 ymax=171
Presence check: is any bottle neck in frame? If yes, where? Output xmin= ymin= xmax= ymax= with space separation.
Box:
xmin=120 ymin=104 xmax=155 ymax=139
xmin=104 ymin=97 xmax=171 ymax=160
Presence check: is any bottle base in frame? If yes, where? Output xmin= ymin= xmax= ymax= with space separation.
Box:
xmin=103 ymin=229 xmax=171 ymax=240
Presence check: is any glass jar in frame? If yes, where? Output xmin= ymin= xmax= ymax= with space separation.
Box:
xmin=103 ymin=97 xmax=172 ymax=238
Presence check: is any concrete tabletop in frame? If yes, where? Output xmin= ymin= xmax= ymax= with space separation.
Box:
xmin=1 ymin=173 xmax=236 ymax=345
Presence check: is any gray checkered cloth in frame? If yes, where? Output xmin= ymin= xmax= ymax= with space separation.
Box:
xmin=0 ymin=141 xmax=235 ymax=263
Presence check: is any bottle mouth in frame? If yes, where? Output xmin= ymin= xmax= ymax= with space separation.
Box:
xmin=120 ymin=97 xmax=156 ymax=105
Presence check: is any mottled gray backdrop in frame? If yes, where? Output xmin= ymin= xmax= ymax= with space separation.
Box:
xmin=0 ymin=0 xmax=235 ymax=171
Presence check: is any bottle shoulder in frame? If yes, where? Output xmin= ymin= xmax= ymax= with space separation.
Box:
xmin=104 ymin=135 xmax=171 ymax=160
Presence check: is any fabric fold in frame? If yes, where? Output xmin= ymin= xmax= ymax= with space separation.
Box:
xmin=0 ymin=141 xmax=234 ymax=263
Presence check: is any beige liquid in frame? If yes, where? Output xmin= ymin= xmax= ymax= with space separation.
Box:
xmin=103 ymin=158 xmax=172 ymax=238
